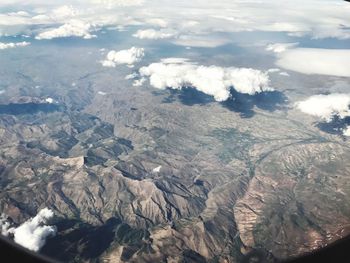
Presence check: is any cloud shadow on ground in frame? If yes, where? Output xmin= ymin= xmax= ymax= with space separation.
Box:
xmin=221 ymin=88 xmax=288 ymax=118
xmin=161 ymin=86 xmax=288 ymax=118
xmin=317 ymin=115 xmax=350 ymax=136
xmin=0 ymin=103 xmax=61 ymax=115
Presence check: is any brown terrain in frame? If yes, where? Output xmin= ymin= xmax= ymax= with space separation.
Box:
xmin=0 ymin=49 xmax=350 ymax=263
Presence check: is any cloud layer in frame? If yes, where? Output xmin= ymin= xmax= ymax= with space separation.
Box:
xmin=296 ymin=93 xmax=350 ymax=136
xmin=0 ymin=41 xmax=30 ymax=49
xmin=1 ymin=0 xmax=350 ymax=41
xmin=139 ymin=58 xmax=273 ymax=101
xmin=36 ymin=20 xmax=95 ymax=39
xmin=276 ymin=48 xmax=350 ymax=77
xmin=133 ymin=29 xmax=175 ymax=39
xmin=101 ymin=47 xmax=144 ymax=67
xmin=0 ymin=208 xmax=56 ymax=252
xmin=91 ymin=0 xmax=144 ymax=7
xmin=266 ymin=42 xmax=298 ymax=53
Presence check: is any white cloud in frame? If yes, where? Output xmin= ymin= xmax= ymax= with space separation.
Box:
xmin=267 ymin=68 xmax=280 ymax=73
xmin=1 ymin=0 xmax=350 ymax=41
xmin=0 ymin=41 xmax=30 ymax=50
xmin=0 ymin=13 xmax=32 ymax=26
xmin=125 ymin=72 xmax=146 ymax=86
xmin=142 ymin=0 xmax=350 ymax=41
xmin=276 ymin=48 xmax=350 ymax=77
xmin=344 ymin=127 xmax=350 ymax=137
xmin=296 ymin=93 xmax=350 ymax=122
xmin=31 ymin=14 xmax=50 ymax=21
xmin=1 ymin=208 xmax=56 ymax=252
xmin=90 ymin=0 xmax=144 ymax=7
xmin=125 ymin=72 xmax=138 ymax=79
xmin=139 ymin=59 xmax=273 ymax=102
xmin=0 ymin=214 xmax=12 ymax=236
xmin=146 ymin=18 xmax=168 ymax=28
xmin=36 ymin=20 xmax=96 ymax=40
xmin=279 ymin=72 xmax=289 ymax=77
xmin=101 ymin=47 xmax=144 ymax=67
xmin=133 ymin=29 xmax=175 ymax=39
xmin=101 ymin=60 xmax=116 ymax=68
xmin=30 ymin=5 xmax=77 ymax=24
xmin=152 ymin=165 xmax=162 ymax=173
xmin=296 ymin=93 xmax=350 ymax=136
xmin=160 ymin=58 xmax=189 ymax=64
xmin=45 ymin=97 xmax=54 ymax=103
xmin=51 ymin=5 xmax=77 ymax=19
xmin=172 ymin=35 xmax=230 ymax=48
xmin=11 ymin=11 xmax=30 ymax=17
xmin=266 ymin=42 xmax=298 ymax=53
xmin=132 ymin=77 xmax=146 ymax=87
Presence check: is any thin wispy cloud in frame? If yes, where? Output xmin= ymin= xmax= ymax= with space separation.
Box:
xmin=266 ymin=42 xmax=298 ymax=53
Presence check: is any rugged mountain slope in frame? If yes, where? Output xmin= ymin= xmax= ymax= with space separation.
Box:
xmin=0 ymin=88 xmax=350 ymax=263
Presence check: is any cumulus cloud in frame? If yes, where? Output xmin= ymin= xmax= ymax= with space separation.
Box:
xmin=36 ymin=20 xmax=96 ymax=40
xmin=133 ymin=29 xmax=176 ymax=39
xmin=101 ymin=47 xmax=144 ymax=67
xmin=296 ymin=94 xmax=350 ymax=121
xmin=0 ymin=214 xmax=12 ymax=236
xmin=139 ymin=59 xmax=273 ymax=101
xmin=276 ymin=48 xmax=350 ymax=77
xmin=45 ymin=97 xmax=54 ymax=103
xmin=101 ymin=60 xmax=116 ymax=67
xmin=266 ymin=42 xmax=298 ymax=53
xmin=1 ymin=208 xmax=56 ymax=252
xmin=0 ymin=41 xmax=30 ymax=50
xmin=296 ymin=93 xmax=350 ymax=136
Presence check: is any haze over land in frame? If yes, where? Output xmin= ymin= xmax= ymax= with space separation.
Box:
xmin=0 ymin=0 xmax=350 ymax=262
